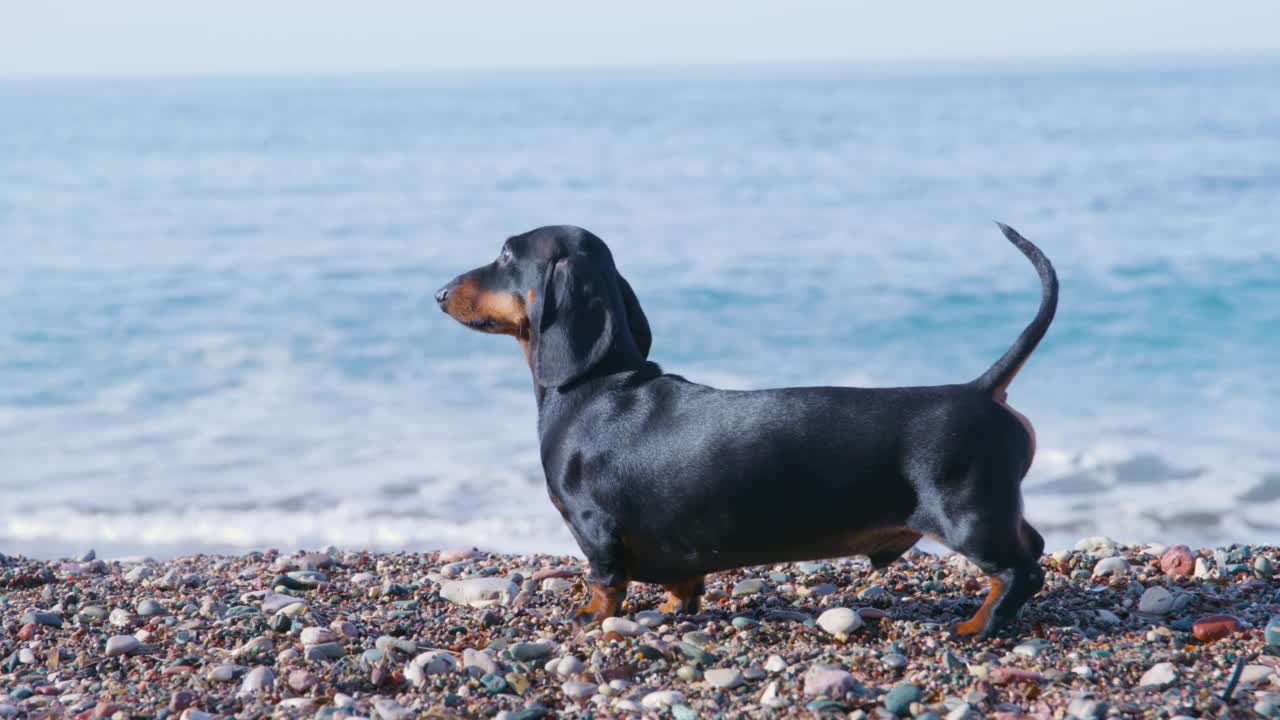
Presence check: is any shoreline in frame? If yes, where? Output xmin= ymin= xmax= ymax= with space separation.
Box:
xmin=2 ymin=540 xmax=1278 ymax=718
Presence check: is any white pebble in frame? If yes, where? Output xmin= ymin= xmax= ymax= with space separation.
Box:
xmin=1092 ymin=557 xmax=1131 ymax=578
xmin=556 ymin=655 xmax=585 ymax=677
xmin=601 ymin=617 xmax=646 ymax=636
xmin=300 ymin=627 xmax=337 ymax=645
xmin=562 ymin=680 xmax=596 ymax=699
xmin=704 ymin=668 xmax=745 ymax=689
xmin=760 ymin=680 xmax=786 ymax=709
xmin=1076 ymin=536 xmax=1119 ymax=555
xmin=541 ymin=577 xmax=573 ymax=592
xmin=1138 ymin=661 xmax=1177 ymax=688
xmin=439 ymin=577 xmax=519 ymax=608
xmin=405 ymin=650 xmax=457 ymax=687
xmin=816 ymin=607 xmax=863 ymax=636
xmin=949 ymin=554 xmax=984 ymax=577
xmin=640 ymin=690 xmax=685 ymax=709
xmin=1239 ymin=664 xmax=1276 ymax=686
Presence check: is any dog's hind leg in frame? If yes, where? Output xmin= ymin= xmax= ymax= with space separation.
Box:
xmin=658 ymin=576 xmax=705 ymax=615
xmin=950 ymin=514 xmax=1045 ymax=638
xmin=1021 ymin=518 xmax=1045 ymax=559
xmin=923 ymin=460 xmax=1044 ymax=638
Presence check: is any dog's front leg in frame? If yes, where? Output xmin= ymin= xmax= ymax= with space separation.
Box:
xmin=566 ymin=518 xmax=630 ymax=627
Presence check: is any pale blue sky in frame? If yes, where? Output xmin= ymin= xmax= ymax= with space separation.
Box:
xmin=1 ymin=0 xmax=1277 ymax=77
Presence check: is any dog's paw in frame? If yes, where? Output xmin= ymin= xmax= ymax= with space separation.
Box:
xmin=948 ymin=619 xmax=990 ymax=641
xmin=568 ymin=604 xmax=606 ymax=628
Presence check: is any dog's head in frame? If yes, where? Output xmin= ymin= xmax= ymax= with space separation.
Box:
xmin=436 ymin=226 xmax=651 ymax=388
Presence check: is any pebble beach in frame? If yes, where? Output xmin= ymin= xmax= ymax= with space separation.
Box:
xmin=3 ymin=540 xmax=1280 ymax=719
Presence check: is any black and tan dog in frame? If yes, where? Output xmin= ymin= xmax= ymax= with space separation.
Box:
xmin=436 ymin=223 xmax=1056 ymax=637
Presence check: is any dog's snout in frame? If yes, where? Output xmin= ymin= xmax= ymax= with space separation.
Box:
xmin=434 ymin=286 xmax=450 ymax=306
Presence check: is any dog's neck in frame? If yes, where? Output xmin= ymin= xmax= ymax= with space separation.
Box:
xmin=531 ymin=352 xmax=658 ymax=415
xmin=520 ymin=324 xmax=653 ymax=409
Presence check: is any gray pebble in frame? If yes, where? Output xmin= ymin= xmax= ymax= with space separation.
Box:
xmin=136 ymin=599 xmax=168 ymax=617
xmin=509 ymin=641 xmax=554 ymax=661
xmin=260 ymin=592 xmax=305 ymax=614
xmin=106 ymin=635 xmax=140 ymax=657
xmin=238 ymin=666 xmax=275 ymax=695
xmin=20 ymin=610 xmax=62 ymax=628
xmin=303 ymin=642 xmax=345 ymax=661
xmin=882 ymin=653 xmax=908 ymax=670
xmin=635 ymin=610 xmax=667 ymax=628
xmin=732 ymin=578 xmax=768 ymax=596
xmin=805 ymin=582 xmax=838 ymax=597
xmin=858 ymin=585 xmax=890 ymax=600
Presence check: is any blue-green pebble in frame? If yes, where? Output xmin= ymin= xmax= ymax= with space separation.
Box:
xmin=1266 ymin=616 xmax=1280 ymax=647
xmin=883 ymin=683 xmax=922 ymax=716
xmin=481 ymin=672 xmax=508 ymax=694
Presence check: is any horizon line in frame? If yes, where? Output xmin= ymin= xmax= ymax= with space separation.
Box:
xmin=2 ymin=47 xmax=1277 ymax=82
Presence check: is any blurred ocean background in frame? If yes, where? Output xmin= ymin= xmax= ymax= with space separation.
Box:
xmin=2 ymin=56 xmax=1278 ymax=559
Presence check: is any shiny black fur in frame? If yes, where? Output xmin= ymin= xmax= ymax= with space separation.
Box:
xmin=437 ymin=223 xmax=1057 ymax=636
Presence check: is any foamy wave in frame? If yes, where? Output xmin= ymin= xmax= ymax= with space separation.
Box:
xmin=1024 ymin=444 xmax=1280 ymax=550
xmin=1 ymin=499 xmax=578 ymax=560
xmin=7 ymin=436 xmax=1277 ymax=561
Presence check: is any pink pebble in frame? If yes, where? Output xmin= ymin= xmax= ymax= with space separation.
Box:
xmin=438 ymin=547 xmax=481 ymax=562
xmin=288 ymin=669 xmax=319 ymax=692
xmin=1160 ymin=545 xmax=1195 ymax=578
xmin=531 ymin=567 xmax=579 ymax=581
xmin=990 ymin=667 xmax=1042 ymax=684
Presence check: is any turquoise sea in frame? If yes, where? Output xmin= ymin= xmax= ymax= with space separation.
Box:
xmin=2 ymin=57 xmax=1278 ymax=558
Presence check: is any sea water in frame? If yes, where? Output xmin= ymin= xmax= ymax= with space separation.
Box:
xmin=2 ymin=58 xmax=1278 ymax=558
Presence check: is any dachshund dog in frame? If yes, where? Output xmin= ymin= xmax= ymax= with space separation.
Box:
xmin=436 ymin=223 xmax=1056 ymax=638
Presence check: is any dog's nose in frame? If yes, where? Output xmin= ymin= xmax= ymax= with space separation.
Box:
xmin=434 ymin=286 xmax=449 ymax=306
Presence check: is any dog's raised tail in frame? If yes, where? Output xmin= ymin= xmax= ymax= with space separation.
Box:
xmin=974 ymin=222 xmax=1058 ymax=397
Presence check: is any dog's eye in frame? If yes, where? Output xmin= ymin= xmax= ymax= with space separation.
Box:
xmin=499 ymin=248 xmax=513 ymax=264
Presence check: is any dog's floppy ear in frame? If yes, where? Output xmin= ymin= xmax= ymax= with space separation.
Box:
xmin=532 ymin=255 xmax=619 ymax=388
xmin=616 ymin=274 xmax=651 ymax=360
